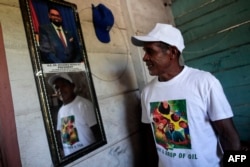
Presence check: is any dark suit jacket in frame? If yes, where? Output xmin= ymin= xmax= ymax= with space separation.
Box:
xmin=39 ymin=24 xmax=83 ymax=63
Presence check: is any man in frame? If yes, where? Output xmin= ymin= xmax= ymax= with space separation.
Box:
xmin=131 ymin=23 xmax=241 ymax=167
xmin=48 ymin=73 xmax=98 ymax=156
xmin=39 ymin=6 xmax=83 ymax=63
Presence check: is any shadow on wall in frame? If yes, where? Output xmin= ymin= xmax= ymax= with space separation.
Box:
xmin=118 ymin=67 xmax=142 ymax=167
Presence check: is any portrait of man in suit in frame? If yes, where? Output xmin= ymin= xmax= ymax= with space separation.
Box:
xmin=39 ymin=6 xmax=83 ymax=64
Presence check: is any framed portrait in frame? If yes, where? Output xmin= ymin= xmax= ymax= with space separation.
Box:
xmin=19 ymin=0 xmax=107 ymax=166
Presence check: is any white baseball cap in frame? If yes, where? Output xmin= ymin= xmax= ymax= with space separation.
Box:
xmin=131 ymin=23 xmax=185 ymax=53
xmin=48 ymin=73 xmax=73 ymax=87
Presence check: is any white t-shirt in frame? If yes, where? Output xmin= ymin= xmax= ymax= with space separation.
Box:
xmin=57 ymin=96 xmax=97 ymax=156
xmin=141 ymin=66 xmax=233 ymax=167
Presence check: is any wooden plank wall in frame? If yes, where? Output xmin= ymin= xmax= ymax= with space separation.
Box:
xmin=171 ymin=0 xmax=250 ymax=141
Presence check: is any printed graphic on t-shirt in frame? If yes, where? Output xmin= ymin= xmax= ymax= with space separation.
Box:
xmin=60 ymin=115 xmax=79 ymax=145
xmin=150 ymin=100 xmax=191 ymax=150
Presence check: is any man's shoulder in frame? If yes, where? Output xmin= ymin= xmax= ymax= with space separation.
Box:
xmin=185 ymin=66 xmax=220 ymax=89
xmin=140 ymin=78 xmax=159 ymax=97
xmin=185 ymin=66 xmax=214 ymax=79
xmin=142 ymin=77 xmax=157 ymax=89
xmin=75 ymin=96 xmax=93 ymax=105
xmin=39 ymin=24 xmax=53 ymax=30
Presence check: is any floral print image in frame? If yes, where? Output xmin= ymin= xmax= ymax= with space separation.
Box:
xmin=150 ymin=100 xmax=191 ymax=150
xmin=61 ymin=115 xmax=79 ymax=145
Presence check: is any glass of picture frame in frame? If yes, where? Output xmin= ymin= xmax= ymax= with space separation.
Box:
xmin=19 ymin=0 xmax=107 ymax=166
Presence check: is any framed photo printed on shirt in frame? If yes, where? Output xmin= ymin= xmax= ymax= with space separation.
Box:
xmin=19 ymin=0 xmax=107 ymax=166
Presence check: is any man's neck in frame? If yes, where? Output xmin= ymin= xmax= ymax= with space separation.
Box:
xmin=158 ymin=65 xmax=184 ymax=82
xmin=63 ymin=95 xmax=77 ymax=105
xmin=51 ymin=23 xmax=62 ymax=29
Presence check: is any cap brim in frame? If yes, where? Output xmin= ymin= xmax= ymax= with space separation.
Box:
xmin=131 ymin=36 xmax=159 ymax=46
xmin=48 ymin=75 xmax=60 ymax=87
xmin=48 ymin=74 xmax=72 ymax=87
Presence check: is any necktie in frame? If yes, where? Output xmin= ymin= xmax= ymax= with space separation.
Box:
xmin=57 ymin=28 xmax=66 ymax=47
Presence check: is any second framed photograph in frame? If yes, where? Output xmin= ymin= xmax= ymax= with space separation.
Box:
xmin=19 ymin=0 xmax=107 ymax=166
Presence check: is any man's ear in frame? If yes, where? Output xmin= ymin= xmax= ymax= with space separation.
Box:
xmin=71 ymin=83 xmax=76 ymax=88
xmin=168 ymin=47 xmax=177 ymax=59
xmin=72 ymin=83 xmax=78 ymax=93
xmin=171 ymin=46 xmax=179 ymax=57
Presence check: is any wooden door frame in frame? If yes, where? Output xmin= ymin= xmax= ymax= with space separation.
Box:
xmin=0 ymin=23 xmax=22 ymax=167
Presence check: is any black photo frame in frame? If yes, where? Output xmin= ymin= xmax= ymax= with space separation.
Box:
xmin=19 ymin=0 xmax=107 ymax=166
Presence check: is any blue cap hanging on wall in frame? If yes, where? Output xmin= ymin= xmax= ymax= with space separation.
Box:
xmin=92 ymin=4 xmax=114 ymax=43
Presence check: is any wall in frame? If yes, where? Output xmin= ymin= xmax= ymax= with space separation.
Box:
xmin=171 ymin=0 xmax=250 ymax=141
xmin=0 ymin=0 xmax=173 ymax=166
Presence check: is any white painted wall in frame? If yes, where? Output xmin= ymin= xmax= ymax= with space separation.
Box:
xmin=0 ymin=0 xmax=173 ymax=166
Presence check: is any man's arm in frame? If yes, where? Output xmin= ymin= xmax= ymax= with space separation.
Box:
xmin=140 ymin=123 xmax=158 ymax=167
xmin=212 ymin=118 xmax=241 ymax=151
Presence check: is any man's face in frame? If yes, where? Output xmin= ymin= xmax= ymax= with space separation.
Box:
xmin=168 ymin=123 xmax=175 ymax=131
xmin=53 ymin=78 xmax=75 ymax=105
xmin=143 ymin=42 xmax=172 ymax=77
xmin=162 ymin=101 xmax=169 ymax=109
xmin=49 ymin=9 xmax=62 ymax=27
